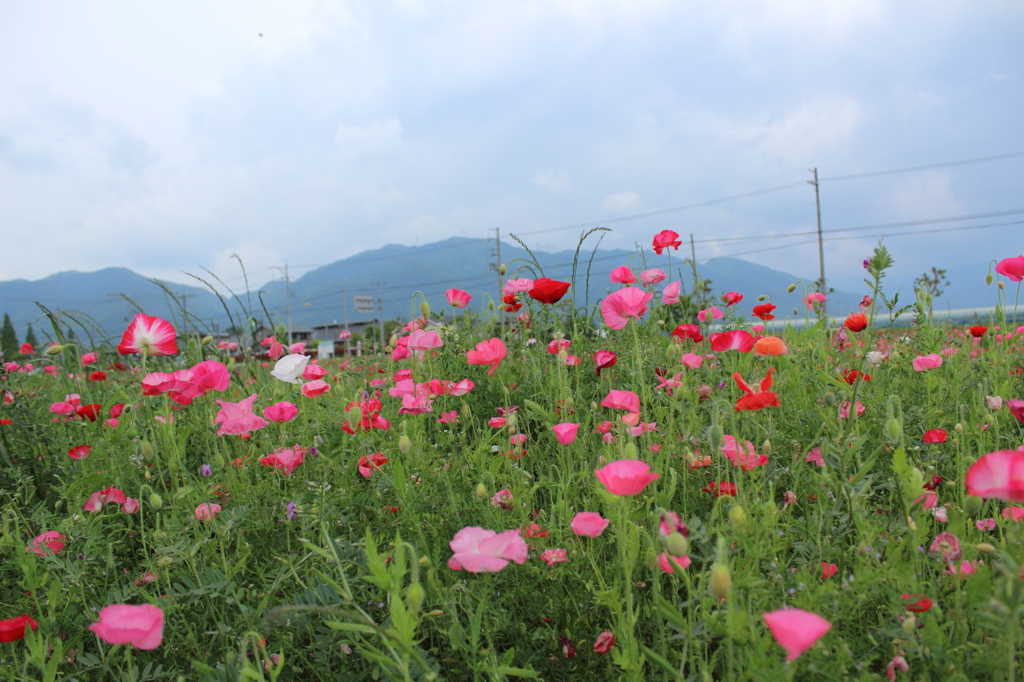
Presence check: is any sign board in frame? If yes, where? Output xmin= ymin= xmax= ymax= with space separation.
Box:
xmin=354 ymin=295 xmax=374 ymax=313
xmin=317 ymin=341 xmax=334 ymax=359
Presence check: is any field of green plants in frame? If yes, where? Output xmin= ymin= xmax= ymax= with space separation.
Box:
xmin=1 ymin=238 xmax=1023 ymax=682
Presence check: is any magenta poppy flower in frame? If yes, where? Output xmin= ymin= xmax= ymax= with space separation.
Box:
xmin=447 ymin=526 xmax=528 ymax=573
xmin=358 ymin=453 xmax=388 ymax=477
xmin=600 ymin=389 xmax=640 ymax=413
xmin=930 ymin=531 xmax=962 ymax=561
xmin=448 ymin=379 xmax=475 ymax=396
xmin=594 ymin=460 xmax=660 ymax=496
xmin=552 ymin=423 xmax=579 ymax=445
xmin=820 ymin=562 xmax=838 ymax=579
xmin=912 ymin=354 xmax=943 ymax=371
xmin=652 ymin=230 xmax=682 ymax=254
xmin=67 ymin=444 xmax=92 ymax=460
xmin=594 ymin=350 xmax=618 ymax=376
xmin=89 ymin=604 xmax=164 ymax=650
xmin=547 ymin=338 xmax=571 ymax=354
xmin=720 ymin=435 xmax=768 ymax=470
xmin=260 ymin=445 xmax=306 ymax=476
xmin=1007 ymin=399 xmax=1024 ymax=424
xmin=437 ymin=410 xmax=458 ymax=424
xmin=657 ymin=553 xmax=691 ymax=574
xmin=189 ymin=360 xmax=231 ymax=394
xmin=301 ymin=364 xmax=328 ymax=381
xmin=995 ymin=255 xmax=1024 ymax=282
xmin=610 ymin=265 xmax=637 ymax=284
xmin=805 ymin=447 xmax=824 ymax=467
xmin=600 ymin=288 xmax=653 ymax=330
xmin=710 ymin=330 xmax=755 ymax=353
xmin=467 ymin=338 xmax=507 ymax=375
xmin=117 ymin=314 xmax=178 ymax=356
xmin=640 ymin=269 xmax=666 ymax=286
xmin=802 ymin=292 xmax=826 ymax=310
xmin=264 ymin=401 xmax=299 ymax=422
xmin=407 ymin=329 xmax=443 ymax=351
xmin=491 ymin=489 xmax=514 ymax=509
xmin=446 ymin=288 xmax=472 ymax=308
xmin=762 ymin=608 xmax=831 ymax=661
xmin=966 ymin=450 xmax=1024 ymax=502
xmin=142 ymin=370 xmax=200 ymax=404
xmin=839 ymin=401 xmax=865 ymax=420
xmin=80 ymin=352 xmax=97 ymax=365
xmin=214 ymin=394 xmax=268 ymax=436
xmin=697 ymin=306 xmax=723 ymax=322
xmin=570 ymin=512 xmax=609 ymax=537
xmin=300 ymin=380 xmax=331 ymax=398
xmin=662 ymin=281 xmax=681 ymax=304
xmin=195 ymin=503 xmax=222 ymax=521
xmin=27 ymin=531 xmax=64 ymax=556
xmin=49 ymin=401 xmax=75 ymax=415
xmin=540 ymin=549 xmax=569 ymax=566
xmin=721 ymin=291 xmax=743 ymax=307
xmin=123 ymin=498 xmax=139 ymax=514
xmin=681 ymin=353 xmax=703 ymax=369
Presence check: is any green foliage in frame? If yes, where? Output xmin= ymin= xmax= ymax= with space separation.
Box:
xmin=1 ymin=312 xmax=19 ymax=357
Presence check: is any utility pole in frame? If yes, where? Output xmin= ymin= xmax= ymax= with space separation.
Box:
xmin=809 ymin=168 xmax=827 ymax=315
xmin=341 ymin=285 xmax=350 ymax=356
xmin=489 ymin=227 xmax=503 ymax=331
xmin=270 ymin=261 xmax=294 ymax=345
xmin=376 ymin=280 xmax=385 ymax=353
xmin=180 ymin=292 xmax=196 ymax=335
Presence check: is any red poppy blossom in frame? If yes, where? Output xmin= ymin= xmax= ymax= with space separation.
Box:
xmin=90 ymin=370 xmax=107 ymax=381
xmin=68 ymin=445 xmax=92 ymax=460
xmin=702 ymin=481 xmax=737 ymax=497
xmin=594 ymin=350 xmax=617 ymax=376
xmin=969 ymin=325 xmax=988 ymax=338
xmin=671 ymin=324 xmax=704 ymax=344
xmin=528 ymin=278 xmax=571 ymax=304
xmin=652 ymin=230 xmax=682 ymax=255
xmin=710 ymin=330 xmax=755 ymax=353
xmin=922 ymin=429 xmax=947 ymax=444
xmin=75 ymin=404 xmax=102 ymax=422
xmin=358 ymin=452 xmax=388 ymax=478
xmin=752 ymin=303 xmax=777 ymax=320
xmin=593 ymin=631 xmax=615 ymax=654
xmin=840 ymin=369 xmax=871 ymax=384
xmin=901 ymin=594 xmax=933 ymax=612
xmin=843 ymin=313 xmax=867 ymax=332
xmin=0 ymin=615 xmax=38 ymax=643
xmin=721 ymin=291 xmax=743 ymax=307
xmin=820 ymin=562 xmax=838 ymax=579
xmin=733 ymin=368 xmax=780 ymax=411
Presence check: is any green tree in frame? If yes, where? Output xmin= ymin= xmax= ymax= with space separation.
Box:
xmin=1 ymin=313 xmax=19 ymax=358
xmin=914 ymin=267 xmax=950 ymax=317
xmin=24 ymin=324 xmax=39 ymax=350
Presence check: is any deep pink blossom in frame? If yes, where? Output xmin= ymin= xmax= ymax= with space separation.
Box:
xmin=467 ymin=338 xmax=507 ymax=375
xmin=214 ymin=394 xmax=268 ymax=436
xmin=912 ymin=354 xmax=943 ymax=371
xmin=965 ymin=450 xmax=1024 ymax=502
xmin=600 ymin=389 xmax=640 ymax=413
xmin=195 ymin=503 xmax=222 ymax=520
xmin=540 ymin=549 xmax=569 ymax=566
xmin=652 ymin=230 xmax=681 ymax=254
xmin=995 ymin=256 xmax=1024 ymax=282
xmin=552 ymin=423 xmax=579 ymax=445
xmin=710 ymin=330 xmax=755 ymax=353
xmin=300 ymin=380 xmax=331 ymax=398
xmin=89 ymin=604 xmax=164 ymax=650
xmin=446 ymin=288 xmax=472 ymax=308
xmin=762 ymin=608 xmax=831 ymax=661
xmin=570 ymin=512 xmax=609 ymax=537
xmin=264 ymin=401 xmax=299 ymax=422
xmin=640 ymin=269 xmax=666 ymax=286
xmin=600 ymin=288 xmax=653 ymax=330
xmin=662 ymin=281 xmax=681 ymax=304
xmin=117 ymin=314 xmax=178 ymax=356
xmin=27 ymin=531 xmax=64 ymax=556
xmin=610 ymin=266 xmax=636 ymax=284
xmin=260 ymin=445 xmax=306 ymax=476
xmin=447 ymin=527 xmax=528 ymax=573
xmin=657 ymin=553 xmax=691 ymax=573
xmin=594 ymin=460 xmax=659 ymax=496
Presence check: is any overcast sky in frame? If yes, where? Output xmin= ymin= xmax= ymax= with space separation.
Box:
xmin=2 ymin=1 xmax=1022 ymax=295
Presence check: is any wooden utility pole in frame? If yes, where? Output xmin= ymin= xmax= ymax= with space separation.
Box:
xmin=376 ymin=281 xmax=385 ymax=353
xmin=341 ymin=285 xmax=350 ymax=356
xmin=809 ymin=168 xmax=827 ymax=315
xmin=270 ymin=261 xmax=294 ymax=344
xmin=180 ymin=292 xmax=196 ymax=335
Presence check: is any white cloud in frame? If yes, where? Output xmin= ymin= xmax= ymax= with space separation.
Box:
xmin=532 ymin=170 xmax=569 ymax=191
xmin=601 ymin=191 xmax=642 ymax=213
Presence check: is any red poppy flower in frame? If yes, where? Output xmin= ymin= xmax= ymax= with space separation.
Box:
xmin=595 ymin=350 xmax=618 ymax=376
xmin=110 ymin=404 xmax=125 ymax=418
xmin=652 ymin=230 xmax=682 ymax=255
xmin=522 ymin=523 xmax=549 ymax=538
xmin=969 ymin=325 xmax=988 ymax=338
xmin=820 ymin=562 xmax=838 ymax=579
xmin=90 ymin=370 xmax=107 ymax=381
xmin=711 ymin=330 xmax=756 ymax=353
xmin=702 ymin=481 xmax=737 ymax=497
xmin=721 ymin=291 xmax=743 ymax=307
xmin=844 ymin=313 xmax=868 ymax=332
xmin=0 ymin=615 xmax=38 ymax=642
xmin=922 ymin=429 xmax=947 ymax=444
xmin=68 ymin=445 xmax=92 ymax=460
xmin=671 ymin=324 xmax=704 ymax=344
xmin=528 ymin=278 xmax=571 ymax=304
xmin=840 ymin=369 xmax=871 ymax=384
xmin=922 ymin=474 xmax=943 ymax=491
xmin=0 ymin=419 xmax=12 ymax=426
xmin=901 ymin=594 xmax=933 ymax=612
xmin=75 ymin=404 xmax=102 ymax=422
xmin=559 ymin=635 xmax=577 ymax=659
xmin=752 ymin=303 xmax=777 ymax=320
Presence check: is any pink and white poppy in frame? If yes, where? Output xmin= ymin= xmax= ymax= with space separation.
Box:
xmin=117 ymin=314 xmax=178 ymax=356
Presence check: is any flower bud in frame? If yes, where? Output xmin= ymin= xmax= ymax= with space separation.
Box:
xmin=399 ymin=435 xmax=411 ymax=454
xmin=557 ymin=349 xmax=568 ymax=364
xmin=491 ymin=313 xmax=499 ymax=325
xmin=954 ymin=423 xmax=963 ymax=434
xmin=149 ymin=493 xmax=163 ymax=509
xmin=986 ymin=272 xmax=994 ymax=286
xmin=624 ymin=443 xmax=638 ymax=459
xmin=45 ymin=344 xmax=64 ymax=356
xmin=906 ymin=516 xmax=916 ymax=531
xmin=488 ymin=300 xmax=496 ymax=311
xmin=762 ymin=438 xmax=772 ymax=454
xmin=157 ymin=555 xmax=173 ymax=566
xmin=475 ymin=483 xmax=487 ymax=500
xmin=729 ymin=505 xmax=747 ymax=528
xmin=506 ymin=412 xmax=517 ymax=429
xmin=902 ymin=615 xmax=917 ymax=632
xmin=406 ymin=582 xmax=425 ymax=613
xmin=885 ymin=418 xmax=902 ymax=442
xmin=757 ymin=295 xmax=766 ymax=301
xmin=977 ymin=543 xmax=996 ymax=554
xmin=787 ymin=283 xmax=797 ymax=293
xmin=710 ymin=563 xmax=732 ymax=598
xmin=664 ymin=532 xmax=689 ymax=556
xmin=420 ymin=301 xmax=431 ymax=319
xmin=418 ymin=555 xmax=430 ymax=565
xmin=709 ymin=425 xmax=724 ymax=452
xmin=144 ymin=470 xmax=151 ymax=480
xmin=141 ymin=441 xmax=155 ymax=459
xmin=201 ymin=335 xmax=214 ymax=346
xmin=964 ymin=495 xmax=983 ymax=516
xmin=563 ymin=397 xmax=574 ymax=412
xmin=429 ymin=610 xmax=444 ymax=617
xmin=823 ymin=391 xmax=836 ymax=405
xmin=499 ymin=264 xmax=507 ymax=275
xmin=590 ymin=402 xmax=598 ymax=411
xmin=461 ymin=400 xmax=472 ymax=420
xmin=349 ymin=404 xmax=363 ymax=428
xmin=999 ymin=281 xmax=1005 ymax=290
xmin=276 ymin=324 xmax=287 ymax=339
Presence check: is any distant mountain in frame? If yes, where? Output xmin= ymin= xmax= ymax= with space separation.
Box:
xmin=0 ymin=237 xmax=878 ymax=343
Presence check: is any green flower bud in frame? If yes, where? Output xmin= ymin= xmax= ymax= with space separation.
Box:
xmin=757 ymin=295 xmax=766 ymax=301
xmin=461 ymin=400 xmax=472 ymax=421
xmin=787 ymin=283 xmax=798 ymax=293
xmin=665 ymin=532 xmax=689 ymax=557
xmin=149 ymin=493 xmax=163 ymax=509
xmin=710 ymin=563 xmax=732 ymax=598
xmin=762 ymin=438 xmax=772 ymax=454
xmin=420 ymin=301 xmax=431 ymax=319
xmin=406 ymin=582 xmax=425 ymax=613
xmin=823 ymin=392 xmax=836 ymax=405
xmin=977 ymin=543 xmax=996 ymax=554
xmin=986 ymin=272 xmax=994 ymax=286
xmin=491 ymin=313 xmax=499 ymax=325
xmin=954 ymin=423 xmax=963 ymax=434
xmin=999 ymin=281 xmax=1005 ymax=290
xmin=349 ymin=404 xmax=363 ymax=428
xmin=964 ymin=495 xmax=983 ymax=516
xmin=709 ymin=425 xmax=724 ymax=453
xmin=201 ymin=335 xmax=214 ymax=346
xmin=885 ymin=418 xmax=902 ymax=442
xmin=499 ymin=264 xmax=507 ymax=275
xmin=729 ymin=505 xmax=747 ymax=528
xmin=44 ymin=344 xmax=64 ymax=356
xmin=140 ymin=441 xmax=154 ymax=459
xmin=399 ymin=435 xmax=411 ymax=454
xmin=488 ymin=300 xmax=496 ymax=311
xmin=902 ymin=615 xmax=917 ymax=632
xmin=563 ymin=397 xmax=574 ymax=412
xmin=624 ymin=442 xmax=638 ymax=459
xmin=475 ymin=483 xmax=487 ymax=500
xmin=506 ymin=412 xmax=517 ymax=429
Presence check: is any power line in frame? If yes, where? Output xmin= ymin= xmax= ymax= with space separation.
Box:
xmin=820 ymin=150 xmax=1024 ymax=183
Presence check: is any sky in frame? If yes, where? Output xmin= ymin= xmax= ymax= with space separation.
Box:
xmin=1 ymin=0 xmax=1022 ymax=298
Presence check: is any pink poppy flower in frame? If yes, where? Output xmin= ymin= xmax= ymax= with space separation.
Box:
xmin=540 ymin=549 xmax=569 ymax=566
xmin=552 ymin=423 xmax=579 ymax=445
xmin=929 ymin=532 xmax=962 ymax=561
xmin=300 ymin=380 xmax=331 ymax=398
xmin=820 ymin=562 xmax=838 ymax=579
xmin=448 ymin=379 xmax=475 ymax=396
xmin=595 ymin=350 xmax=618 ymax=375
xmin=658 ymin=511 xmax=688 ymax=538
xmin=509 ymin=433 xmax=527 ymax=445
xmin=260 ymin=445 xmax=306 ymax=476
xmin=657 ymin=553 xmax=691 ymax=573
xmin=762 ymin=608 xmax=831 ymax=661
xmin=289 ymin=342 xmax=306 ymax=355
xmin=662 ymin=281 xmax=681 ymax=304
xmin=437 ymin=410 xmax=458 ymax=424
xmin=805 ymin=447 xmax=824 ymax=467
xmin=19 ymin=342 xmax=34 ymax=355
xmin=447 ymin=526 xmax=528 ymax=573
xmin=338 ymin=329 xmax=352 ymax=340
xmin=601 ymin=389 xmax=640 ymax=413
xmin=214 ymin=394 xmax=268 ymax=436
xmin=503 ymin=278 xmax=534 ymax=296
xmin=886 ymin=656 xmax=909 ymax=681
xmin=594 ymin=460 xmax=660 ymax=496
xmin=709 ymin=330 xmax=755 ymax=353
xmin=721 ymin=291 xmax=743 ymax=307
xmin=720 ymin=435 xmax=768 ymax=470
xmin=467 ymin=338 xmax=507 ymax=375
xmin=269 ymin=342 xmax=285 ymax=360
xmin=839 ymin=401 xmax=865 ymax=420
xmin=570 ymin=512 xmax=609 ymax=537
xmin=117 ymin=314 xmax=178 ymax=356
xmin=547 ymin=338 xmax=571 ymax=354
xmin=357 ymin=453 xmax=388 ymax=477
xmin=190 ymin=360 xmax=231 ymax=394
xmin=89 ymin=604 xmax=164 ymax=650
xmin=913 ymin=491 xmax=938 ymax=509
xmin=672 ymin=323 xmax=704 ymax=344
xmin=976 ymin=518 xmax=996 ymax=531
xmin=407 ymin=329 xmax=443 ymax=351
xmin=68 ymin=444 xmax=92 ymax=460
xmin=681 ymin=352 xmax=703 ymax=369
xmin=912 ymin=354 xmax=943 ymax=371
xmin=399 ymin=387 xmax=434 ymax=414
xmin=301 ymin=364 xmax=328 ymax=381
xmin=995 ymin=255 xmax=1024 ymax=282
xmin=966 ymin=450 xmax=1024 ymax=502
xmin=944 ymin=560 xmax=979 ymax=577
xmin=593 ymin=631 xmax=615 ymax=654
xmin=600 ymin=288 xmax=653 ymax=330
xmin=80 ymin=352 xmax=97 ymax=365
xmin=640 ymin=269 xmax=666 ymax=286
xmin=263 ymin=401 xmax=299 ymax=422
xmin=697 ymin=306 xmax=723 ymax=322
xmin=488 ymin=417 xmax=507 ymax=428
xmin=1007 ymin=399 xmax=1024 ymax=423
xmin=652 ymin=230 xmax=681 ymax=254
xmin=491 ymin=489 xmax=514 ymax=509
xmin=195 ymin=503 xmax=222 ymax=520
xmin=446 ymin=288 xmax=472 ymax=308
xmin=802 ymin=292 xmax=826 ymax=310
xmin=1002 ymin=506 xmax=1024 ymax=522
xmin=122 ymin=498 xmax=139 ymax=514
xmin=610 ymin=265 xmax=637 ymax=284
xmin=27 ymin=531 xmax=64 ymax=556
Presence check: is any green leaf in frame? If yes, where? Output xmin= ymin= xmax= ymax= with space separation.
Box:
xmin=324 ymin=620 xmax=376 ymax=634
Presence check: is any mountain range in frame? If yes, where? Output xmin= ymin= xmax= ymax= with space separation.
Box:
xmin=0 ymin=236 xmax=996 ymax=344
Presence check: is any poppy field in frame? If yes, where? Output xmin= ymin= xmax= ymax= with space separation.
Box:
xmin=2 ymin=239 xmax=1024 ymax=681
